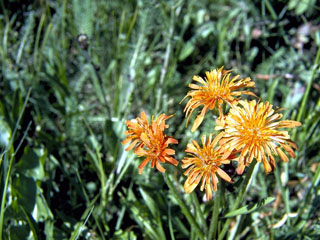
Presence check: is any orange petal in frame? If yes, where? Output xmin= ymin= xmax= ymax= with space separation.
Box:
xmin=165 ymin=137 xmax=178 ymax=145
xmin=212 ymin=132 xmax=225 ymax=148
xmin=165 ymin=157 xmax=179 ymax=166
xmin=163 ymin=149 xmax=175 ymax=155
xmin=236 ymin=163 xmax=245 ymax=175
xmin=125 ymin=139 xmax=139 ymax=151
xmin=189 ymin=83 xmax=202 ymax=89
xmin=276 ymin=147 xmax=289 ymax=162
xmin=138 ymin=158 xmax=150 ymax=174
xmin=122 ymin=137 xmax=132 ymax=145
xmin=282 ymin=144 xmax=296 ymax=158
xmin=212 ymin=173 xmax=218 ymax=192
xmin=205 ymin=183 xmax=213 ymax=201
xmin=140 ymin=132 xmax=150 ymax=145
xmin=159 ymin=156 xmax=166 ymax=163
xmin=263 ymin=159 xmax=272 ymax=174
xmin=268 ymin=155 xmax=276 ymax=170
xmin=191 ymin=106 xmax=208 ymax=132
xmin=278 ymin=120 xmax=301 ymax=128
xmin=184 ymin=177 xmax=200 ymax=194
xmin=216 ymin=168 xmax=232 ymax=183
xmin=140 ymin=111 xmax=148 ymax=122
xmin=156 ymin=161 xmax=166 ymax=173
xmin=222 ymin=149 xmax=232 ymax=160
xmin=286 ymin=140 xmax=298 ymax=149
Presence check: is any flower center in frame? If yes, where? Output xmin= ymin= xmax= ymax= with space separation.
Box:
xmin=248 ymin=127 xmax=260 ymax=135
xmin=243 ymin=126 xmax=265 ymax=144
xmin=199 ymin=152 xmax=219 ymax=167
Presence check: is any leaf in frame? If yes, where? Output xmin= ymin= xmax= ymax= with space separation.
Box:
xmin=283 ymin=82 xmax=304 ymax=109
xmin=179 ymin=41 xmax=195 ymax=61
xmin=113 ymin=229 xmax=137 ymax=240
xmin=288 ymin=0 xmax=299 ymax=10
xmin=36 ymin=190 xmax=54 ymax=221
xmin=104 ymin=119 xmax=119 ymax=156
xmin=296 ymin=0 xmax=316 ymax=15
xmin=9 ymin=224 xmax=30 ymax=239
xmin=223 ymin=197 xmax=275 ymax=218
xmin=69 ymin=205 xmax=95 ymax=240
xmin=12 ymin=174 xmax=37 ymax=213
xmin=16 ymin=147 xmax=45 ymax=181
xmin=20 ymin=205 xmax=41 ymax=240
xmin=288 ymin=0 xmax=316 ymax=15
xmin=0 ymin=117 xmax=11 ymax=148
xmin=72 ymin=0 xmax=94 ymax=37
xmin=119 ymin=189 xmax=161 ymax=240
xmin=139 ymin=187 xmax=159 ymax=219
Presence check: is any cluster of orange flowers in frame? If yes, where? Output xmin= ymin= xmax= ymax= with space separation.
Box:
xmin=123 ymin=67 xmax=301 ymax=201
xmin=122 ymin=112 xmax=178 ymax=174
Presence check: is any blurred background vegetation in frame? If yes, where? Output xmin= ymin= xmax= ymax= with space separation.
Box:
xmin=0 ymin=0 xmax=320 ymax=239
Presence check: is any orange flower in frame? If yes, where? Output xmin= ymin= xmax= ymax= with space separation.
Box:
xmin=216 ymin=100 xmax=301 ymax=174
xmin=182 ymin=133 xmax=233 ymax=201
xmin=181 ymin=67 xmax=256 ymax=132
xmin=122 ymin=112 xmax=178 ymax=174
xmin=122 ymin=111 xmax=150 ymax=152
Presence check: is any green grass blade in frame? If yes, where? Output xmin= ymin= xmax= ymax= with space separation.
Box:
xmin=0 ymin=88 xmax=32 ymax=238
xmin=223 ymin=197 xmax=275 ymax=218
xmin=20 ymin=205 xmax=41 ymax=240
xmin=164 ymin=173 xmax=205 ymax=239
xmin=69 ymin=205 xmax=95 ymax=240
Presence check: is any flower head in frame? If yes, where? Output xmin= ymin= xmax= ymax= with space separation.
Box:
xmin=122 ymin=112 xmax=178 ymax=174
xmin=216 ymin=100 xmax=301 ymax=174
xmin=122 ymin=111 xmax=150 ymax=152
xmin=182 ymin=133 xmax=233 ymax=201
xmin=181 ymin=67 xmax=256 ymax=132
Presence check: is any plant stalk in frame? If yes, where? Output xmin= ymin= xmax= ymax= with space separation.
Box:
xmin=164 ymin=173 xmax=205 ymax=239
xmin=218 ymin=160 xmax=258 ymax=240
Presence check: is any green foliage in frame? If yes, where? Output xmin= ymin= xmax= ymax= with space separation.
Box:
xmin=0 ymin=0 xmax=320 ymax=239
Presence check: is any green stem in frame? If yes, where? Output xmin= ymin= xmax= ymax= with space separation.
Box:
xmin=294 ymin=46 xmax=320 ymax=170
xmin=0 ymin=154 xmax=14 ymax=238
xmin=83 ymin=118 xmax=107 ymax=207
xmin=164 ymin=174 xmax=205 ymax=239
xmin=168 ymin=203 xmax=175 ymax=240
xmin=191 ymin=192 xmax=208 ymax=234
xmin=0 ymin=88 xmax=32 ymax=238
xmin=218 ymin=160 xmax=258 ymax=240
xmin=295 ymin=159 xmax=320 ymax=224
xmin=208 ymin=187 xmax=221 ymax=240
xmin=264 ymin=0 xmax=277 ymax=20
xmin=294 ymin=46 xmax=320 ymax=138
xmin=275 ymin=163 xmax=291 ymax=225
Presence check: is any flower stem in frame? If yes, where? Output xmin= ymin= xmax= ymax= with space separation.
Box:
xmin=164 ymin=173 xmax=205 ymax=239
xmin=218 ymin=160 xmax=258 ymax=240
xmin=294 ymin=46 xmax=320 ymax=137
xmin=275 ymin=163 xmax=291 ymax=225
xmin=191 ymin=192 xmax=208 ymax=234
xmin=208 ymin=187 xmax=221 ymax=240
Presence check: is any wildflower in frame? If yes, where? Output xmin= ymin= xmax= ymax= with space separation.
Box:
xmin=182 ymin=133 xmax=233 ymax=201
xmin=123 ymin=112 xmax=178 ymax=174
xmin=216 ymin=100 xmax=301 ymax=174
xmin=122 ymin=111 xmax=150 ymax=152
xmin=181 ymin=67 xmax=256 ymax=132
